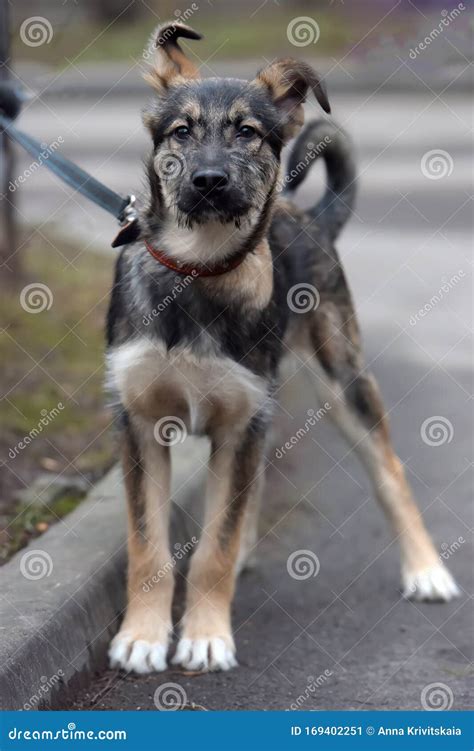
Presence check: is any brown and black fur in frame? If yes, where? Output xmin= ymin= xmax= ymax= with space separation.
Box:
xmin=106 ymin=22 xmax=459 ymax=675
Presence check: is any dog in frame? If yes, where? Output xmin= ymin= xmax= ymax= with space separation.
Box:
xmin=106 ymin=22 xmax=459 ymax=674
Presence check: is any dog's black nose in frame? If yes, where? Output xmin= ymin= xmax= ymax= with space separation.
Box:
xmin=191 ymin=168 xmax=229 ymax=193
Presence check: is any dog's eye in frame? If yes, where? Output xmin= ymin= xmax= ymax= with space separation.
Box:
xmin=173 ymin=126 xmax=190 ymax=140
xmin=237 ymin=125 xmax=256 ymax=139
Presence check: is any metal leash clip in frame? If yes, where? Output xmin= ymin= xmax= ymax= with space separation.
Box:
xmin=113 ymin=194 xmax=141 ymax=247
xmin=119 ymin=194 xmax=139 ymax=226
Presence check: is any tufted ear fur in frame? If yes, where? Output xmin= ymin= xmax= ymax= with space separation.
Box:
xmin=144 ymin=22 xmax=202 ymax=91
xmin=253 ymin=59 xmax=330 ymax=141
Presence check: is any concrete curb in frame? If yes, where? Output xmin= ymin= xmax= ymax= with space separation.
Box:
xmin=0 ymin=440 xmax=207 ymax=710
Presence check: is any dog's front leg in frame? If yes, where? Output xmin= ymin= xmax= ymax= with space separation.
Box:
xmin=173 ymin=423 xmax=265 ymax=672
xmin=109 ymin=418 xmax=174 ymax=673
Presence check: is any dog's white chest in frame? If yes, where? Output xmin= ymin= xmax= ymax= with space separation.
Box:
xmin=108 ymin=339 xmax=268 ymax=436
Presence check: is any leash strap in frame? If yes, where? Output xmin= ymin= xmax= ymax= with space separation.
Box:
xmin=0 ymin=109 xmax=139 ymax=245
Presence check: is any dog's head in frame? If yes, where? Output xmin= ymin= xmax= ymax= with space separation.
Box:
xmin=143 ymin=22 xmax=330 ymax=228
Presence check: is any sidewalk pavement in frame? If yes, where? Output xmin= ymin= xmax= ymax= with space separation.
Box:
xmin=70 ymin=347 xmax=472 ymax=710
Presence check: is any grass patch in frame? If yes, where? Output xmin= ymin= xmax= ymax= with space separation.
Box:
xmin=13 ymin=10 xmax=356 ymax=68
xmin=0 ymin=231 xmax=116 ymax=561
xmin=0 ymin=490 xmax=85 ymax=563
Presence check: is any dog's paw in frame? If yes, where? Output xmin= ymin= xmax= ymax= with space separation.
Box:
xmin=109 ymin=633 xmax=168 ymax=674
xmin=172 ymin=636 xmax=237 ymax=672
xmin=402 ymin=564 xmax=461 ymax=602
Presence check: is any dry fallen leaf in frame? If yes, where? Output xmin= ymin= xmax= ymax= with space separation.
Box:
xmin=40 ymin=458 xmax=62 ymax=471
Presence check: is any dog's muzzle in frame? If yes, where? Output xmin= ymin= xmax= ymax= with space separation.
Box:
xmin=191 ymin=168 xmax=229 ymax=194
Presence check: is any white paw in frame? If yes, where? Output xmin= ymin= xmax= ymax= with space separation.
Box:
xmin=402 ymin=564 xmax=461 ymax=602
xmin=172 ymin=637 xmax=238 ymax=672
xmin=109 ymin=633 xmax=168 ymax=673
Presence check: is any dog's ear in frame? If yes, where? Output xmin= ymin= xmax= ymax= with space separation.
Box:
xmin=144 ymin=22 xmax=202 ymax=91
xmin=253 ymin=59 xmax=330 ymax=140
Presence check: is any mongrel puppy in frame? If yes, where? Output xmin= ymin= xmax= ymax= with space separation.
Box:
xmin=106 ymin=22 xmax=459 ymax=674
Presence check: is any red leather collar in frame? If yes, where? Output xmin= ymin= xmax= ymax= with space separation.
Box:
xmin=145 ymin=240 xmax=247 ymax=278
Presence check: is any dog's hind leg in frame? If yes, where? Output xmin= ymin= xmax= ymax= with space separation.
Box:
xmin=236 ymin=464 xmax=264 ymax=575
xmin=301 ymin=299 xmax=460 ymax=602
xmin=108 ymin=417 xmax=174 ymax=673
xmin=172 ymin=423 xmax=266 ymax=671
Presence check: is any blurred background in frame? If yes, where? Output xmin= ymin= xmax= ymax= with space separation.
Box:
xmin=0 ymin=1 xmax=472 ymax=562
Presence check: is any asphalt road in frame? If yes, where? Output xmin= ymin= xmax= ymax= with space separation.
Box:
xmin=71 ymin=355 xmax=472 ymax=710
xmin=10 ymin=75 xmax=472 ymax=710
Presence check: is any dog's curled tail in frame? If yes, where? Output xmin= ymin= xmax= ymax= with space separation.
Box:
xmin=284 ymin=120 xmax=356 ymax=241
